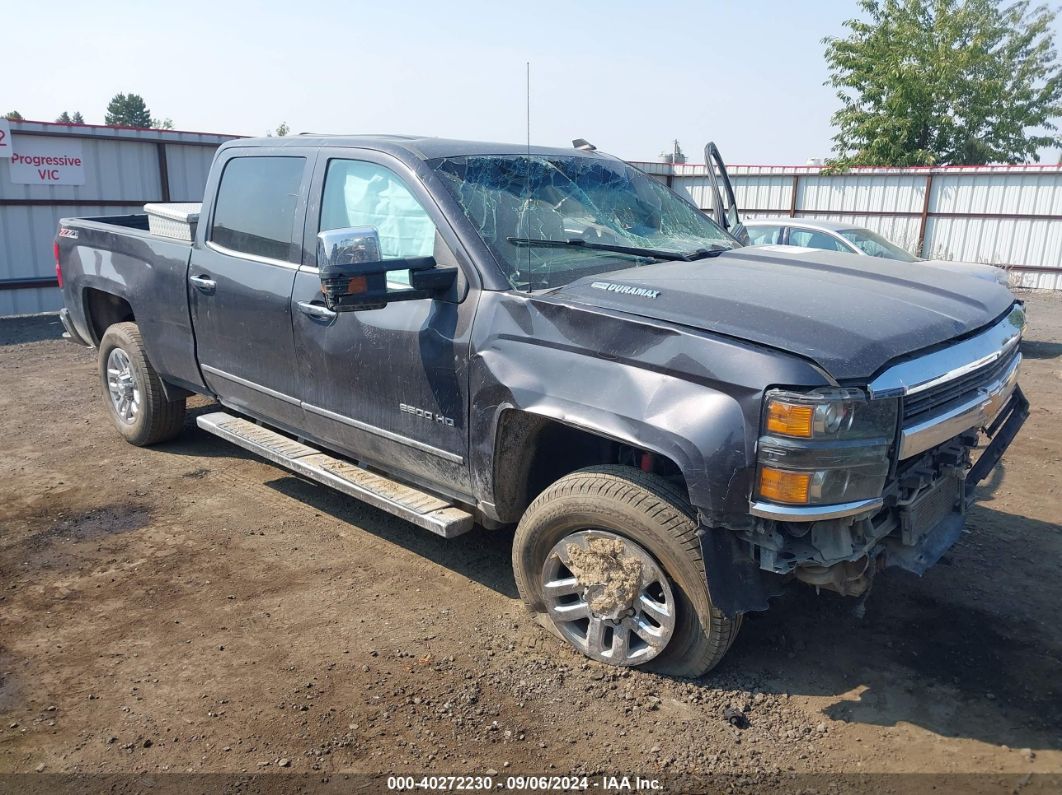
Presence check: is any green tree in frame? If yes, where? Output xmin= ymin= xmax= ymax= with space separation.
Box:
xmin=71 ymin=112 xmax=84 ymax=124
xmin=3 ymin=110 xmax=23 ymax=121
xmin=104 ymin=93 xmax=153 ymax=128
xmin=824 ymin=0 xmax=1062 ymax=167
xmin=151 ymin=117 xmax=174 ymax=130
xmin=275 ymin=121 xmax=290 ymax=137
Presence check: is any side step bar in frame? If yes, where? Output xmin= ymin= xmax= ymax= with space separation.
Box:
xmin=196 ymin=411 xmax=474 ymax=538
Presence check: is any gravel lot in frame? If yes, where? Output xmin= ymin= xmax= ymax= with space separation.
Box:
xmin=1 ymin=290 xmax=1060 ymax=791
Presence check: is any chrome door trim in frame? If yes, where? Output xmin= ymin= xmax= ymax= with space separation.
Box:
xmin=200 ymin=364 xmax=301 ymax=405
xmin=302 ymin=402 xmax=464 ymax=464
xmin=202 ymin=370 xmax=465 ymax=464
xmin=867 ymin=306 xmax=1025 ymax=399
xmin=205 ymin=241 xmax=300 ymax=270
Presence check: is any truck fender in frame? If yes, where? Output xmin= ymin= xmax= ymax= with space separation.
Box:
xmin=469 ymin=343 xmax=753 ymax=521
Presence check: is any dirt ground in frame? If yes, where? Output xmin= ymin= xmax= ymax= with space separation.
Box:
xmin=1 ymin=291 xmax=1060 ymax=792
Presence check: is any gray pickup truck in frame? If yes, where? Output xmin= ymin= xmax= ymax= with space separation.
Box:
xmin=56 ymin=135 xmax=1028 ymax=676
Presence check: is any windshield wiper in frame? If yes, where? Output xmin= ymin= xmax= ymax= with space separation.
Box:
xmin=507 ymin=237 xmax=730 ymax=262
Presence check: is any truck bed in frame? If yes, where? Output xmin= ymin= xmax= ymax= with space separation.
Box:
xmin=56 ymin=213 xmax=204 ymax=394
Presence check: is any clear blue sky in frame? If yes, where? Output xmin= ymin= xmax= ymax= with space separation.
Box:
xmin=4 ymin=0 xmax=1060 ymax=164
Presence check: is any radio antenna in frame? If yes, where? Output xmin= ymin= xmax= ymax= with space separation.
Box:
xmin=524 ymin=61 xmax=532 ymax=294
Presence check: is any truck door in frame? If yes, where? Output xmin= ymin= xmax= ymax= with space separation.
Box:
xmin=703 ymin=142 xmax=749 ymax=245
xmin=189 ymin=149 xmax=314 ymax=430
xmin=289 ymin=151 xmax=477 ymax=497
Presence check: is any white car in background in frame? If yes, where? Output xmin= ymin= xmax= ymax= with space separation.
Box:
xmin=744 ymin=218 xmax=1010 ymax=288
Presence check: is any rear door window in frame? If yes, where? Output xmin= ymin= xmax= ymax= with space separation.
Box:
xmin=211 ymin=156 xmax=306 ymax=262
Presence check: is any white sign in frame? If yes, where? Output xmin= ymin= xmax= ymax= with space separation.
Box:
xmin=0 ymin=118 xmax=11 ymax=158
xmin=9 ymin=137 xmax=85 ymax=185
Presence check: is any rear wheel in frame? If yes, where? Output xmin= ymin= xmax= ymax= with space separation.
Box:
xmin=98 ymin=322 xmax=185 ymax=446
xmin=513 ymin=465 xmax=740 ymax=677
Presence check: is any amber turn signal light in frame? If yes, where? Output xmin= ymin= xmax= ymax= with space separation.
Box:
xmin=757 ymin=466 xmax=812 ymax=504
xmin=765 ymin=400 xmax=814 ymax=438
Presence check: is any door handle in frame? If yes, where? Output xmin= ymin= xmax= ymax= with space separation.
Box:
xmin=296 ymin=300 xmax=337 ymax=320
xmin=189 ymin=274 xmax=217 ymax=294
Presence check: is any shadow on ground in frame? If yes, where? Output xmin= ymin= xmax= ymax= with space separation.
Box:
xmin=147 ymin=411 xmax=1062 ymax=752
xmin=720 ymin=505 xmax=1062 ymax=751
xmin=0 ymin=315 xmax=63 ymax=346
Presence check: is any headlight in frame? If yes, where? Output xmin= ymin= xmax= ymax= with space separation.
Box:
xmin=756 ymin=388 xmax=897 ymax=507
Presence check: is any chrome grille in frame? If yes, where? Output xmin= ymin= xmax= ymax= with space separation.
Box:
xmin=902 ymin=347 xmax=1020 ymax=423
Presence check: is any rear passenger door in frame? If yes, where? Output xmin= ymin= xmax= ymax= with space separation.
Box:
xmin=189 ymin=149 xmax=314 ymax=430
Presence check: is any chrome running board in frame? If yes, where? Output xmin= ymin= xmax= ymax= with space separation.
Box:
xmin=196 ymin=411 xmax=473 ymax=538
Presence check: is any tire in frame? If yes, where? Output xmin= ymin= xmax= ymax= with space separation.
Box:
xmin=513 ymin=465 xmax=740 ymax=678
xmin=98 ymin=321 xmax=186 ymax=446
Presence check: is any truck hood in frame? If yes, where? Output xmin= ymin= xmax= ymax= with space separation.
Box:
xmin=552 ymin=247 xmax=1015 ymax=381
xmin=922 ymin=258 xmax=1010 ymax=287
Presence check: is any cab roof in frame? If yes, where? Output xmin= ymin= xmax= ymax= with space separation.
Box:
xmin=220 ymin=134 xmax=606 ymax=162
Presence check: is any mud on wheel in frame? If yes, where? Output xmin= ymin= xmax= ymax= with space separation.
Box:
xmin=98 ymin=322 xmax=186 ymax=446
xmin=512 ymin=465 xmax=740 ymax=677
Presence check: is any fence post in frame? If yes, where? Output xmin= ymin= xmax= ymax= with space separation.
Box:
xmin=916 ymin=173 xmax=933 ymax=257
xmin=156 ymin=142 xmax=171 ymax=202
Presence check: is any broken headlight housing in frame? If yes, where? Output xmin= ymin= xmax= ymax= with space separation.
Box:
xmin=755 ymin=388 xmax=898 ymax=506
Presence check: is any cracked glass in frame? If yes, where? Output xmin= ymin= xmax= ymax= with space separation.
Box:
xmin=431 ymin=154 xmax=737 ymax=290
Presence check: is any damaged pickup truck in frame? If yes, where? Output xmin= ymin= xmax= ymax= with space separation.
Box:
xmin=56 ymin=135 xmax=1027 ymax=676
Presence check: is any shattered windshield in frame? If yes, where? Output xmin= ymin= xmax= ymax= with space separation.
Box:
xmin=430 ymin=154 xmax=737 ymax=290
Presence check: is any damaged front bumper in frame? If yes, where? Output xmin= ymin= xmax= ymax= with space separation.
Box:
xmin=700 ymin=387 xmax=1029 ymax=618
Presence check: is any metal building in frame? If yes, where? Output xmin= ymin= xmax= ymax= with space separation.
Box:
xmin=0 ymin=119 xmax=236 ymax=316
xmin=637 ymin=161 xmax=1062 ymax=290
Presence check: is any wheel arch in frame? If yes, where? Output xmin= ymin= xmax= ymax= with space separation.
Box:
xmin=83 ymin=287 xmax=134 ymax=345
xmin=488 ymin=405 xmax=711 ymax=524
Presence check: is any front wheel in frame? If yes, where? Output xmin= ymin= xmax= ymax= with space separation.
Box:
xmin=512 ymin=465 xmax=740 ymax=677
xmin=98 ymin=322 xmax=186 ymax=446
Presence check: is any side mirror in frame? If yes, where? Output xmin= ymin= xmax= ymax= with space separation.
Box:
xmin=317 ymin=227 xmax=457 ymax=312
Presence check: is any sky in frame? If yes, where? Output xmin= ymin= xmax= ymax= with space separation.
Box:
xmin=2 ymin=0 xmax=1060 ymax=165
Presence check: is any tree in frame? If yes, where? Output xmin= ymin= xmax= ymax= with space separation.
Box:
xmin=104 ymin=93 xmax=153 ymax=128
xmin=72 ymin=112 xmax=84 ymax=124
xmin=3 ymin=110 xmax=23 ymax=121
xmin=275 ymin=122 xmax=290 ymax=137
xmin=823 ymin=0 xmax=1062 ymax=167
xmin=151 ymin=117 xmax=174 ymax=130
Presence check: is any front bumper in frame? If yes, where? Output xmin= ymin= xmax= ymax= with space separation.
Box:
xmin=701 ymin=386 xmax=1028 ymax=617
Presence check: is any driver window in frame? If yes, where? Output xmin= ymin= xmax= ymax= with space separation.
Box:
xmin=320 ymin=160 xmax=437 ymax=287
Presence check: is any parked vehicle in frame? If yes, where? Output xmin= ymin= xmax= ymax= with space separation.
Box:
xmin=745 ymin=218 xmax=1010 ymax=287
xmin=56 ymin=135 xmax=1027 ymax=676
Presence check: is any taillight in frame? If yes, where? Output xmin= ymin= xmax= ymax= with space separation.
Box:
xmin=54 ymin=240 xmax=63 ymax=288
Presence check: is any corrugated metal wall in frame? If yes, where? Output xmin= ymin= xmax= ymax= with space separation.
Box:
xmin=0 ymin=120 xmax=236 ymax=316
xmin=637 ymin=161 xmax=1062 ymax=290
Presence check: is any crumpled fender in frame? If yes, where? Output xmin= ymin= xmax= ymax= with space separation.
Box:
xmin=467 ymin=292 xmax=831 ymax=524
